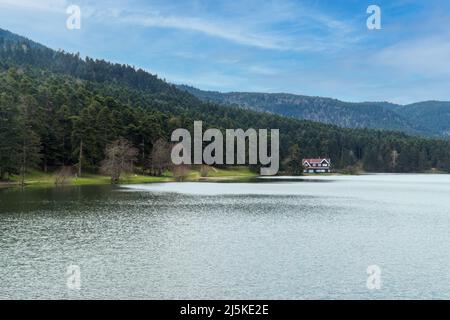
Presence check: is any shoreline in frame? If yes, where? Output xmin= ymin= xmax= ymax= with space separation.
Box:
xmin=1 ymin=170 xmax=448 ymax=190
xmin=0 ymin=167 xmax=258 ymax=189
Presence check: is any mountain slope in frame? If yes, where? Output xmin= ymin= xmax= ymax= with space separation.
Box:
xmin=3 ymin=28 xmax=448 ymax=138
xmin=178 ymin=85 xmax=449 ymax=138
xmin=0 ymin=28 xmax=192 ymax=100
xmin=0 ymin=29 xmax=45 ymax=49
xmin=1 ymin=27 xmax=449 ymax=175
xmin=391 ymin=101 xmax=450 ymax=138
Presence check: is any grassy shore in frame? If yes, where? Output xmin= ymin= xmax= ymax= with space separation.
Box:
xmin=186 ymin=166 xmax=256 ymax=181
xmin=0 ymin=166 xmax=257 ymax=189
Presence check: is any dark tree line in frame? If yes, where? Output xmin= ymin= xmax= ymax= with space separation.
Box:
xmin=0 ymin=68 xmax=169 ymax=179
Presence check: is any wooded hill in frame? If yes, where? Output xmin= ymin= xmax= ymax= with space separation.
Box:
xmin=1 ymin=28 xmax=449 ymax=179
xmin=178 ymin=85 xmax=450 ymax=138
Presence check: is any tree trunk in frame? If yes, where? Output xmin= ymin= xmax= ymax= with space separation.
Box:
xmin=78 ymin=139 xmax=83 ymax=176
xmin=142 ymin=137 xmax=145 ymax=163
xmin=21 ymin=141 xmax=26 ymax=187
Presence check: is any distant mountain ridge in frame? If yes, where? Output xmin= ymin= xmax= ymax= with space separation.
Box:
xmin=0 ymin=27 xmax=186 ymax=98
xmin=2 ymin=27 xmax=449 ymax=138
xmin=0 ymin=28 xmax=45 ymax=49
xmin=177 ymin=85 xmax=450 ymax=138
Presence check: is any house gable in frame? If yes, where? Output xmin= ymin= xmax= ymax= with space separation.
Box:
xmin=302 ymin=158 xmax=331 ymax=172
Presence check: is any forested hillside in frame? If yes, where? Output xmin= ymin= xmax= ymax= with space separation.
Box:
xmin=178 ymin=85 xmax=450 ymax=138
xmin=1 ymin=28 xmax=450 ymax=179
xmin=391 ymin=101 xmax=450 ymax=138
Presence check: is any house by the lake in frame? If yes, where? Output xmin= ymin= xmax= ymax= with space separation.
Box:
xmin=302 ymin=158 xmax=331 ymax=173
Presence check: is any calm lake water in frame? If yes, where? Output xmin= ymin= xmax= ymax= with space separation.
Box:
xmin=1 ymin=174 xmax=449 ymax=299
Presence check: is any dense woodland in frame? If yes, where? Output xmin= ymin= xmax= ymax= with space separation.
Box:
xmin=178 ymin=85 xmax=450 ymax=138
xmin=1 ymin=28 xmax=450 ymax=180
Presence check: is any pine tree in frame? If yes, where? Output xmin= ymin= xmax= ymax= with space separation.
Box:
xmin=18 ymin=95 xmax=43 ymax=175
xmin=0 ymin=94 xmax=22 ymax=179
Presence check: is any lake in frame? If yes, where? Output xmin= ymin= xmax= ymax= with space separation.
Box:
xmin=1 ymin=174 xmax=449 ymax=299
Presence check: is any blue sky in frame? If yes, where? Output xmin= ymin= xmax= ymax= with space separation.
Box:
xmin=1 ymin=0 xmax=450 ymax=104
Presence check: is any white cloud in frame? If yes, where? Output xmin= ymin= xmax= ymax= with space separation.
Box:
xmin=246 ymin=65 xmax=279 ymax=76
xmin=0 ymin=0 xmax=67 ymax=12
xmin=115 ymin=12 xmax=288 ymax=50
xmin=1 ymin=0 xmax=359 ymax=52
xmin=84 ymin=0 xmax=358 ymax=52
xmin=375 ymin=36 xmax=450 ymax=76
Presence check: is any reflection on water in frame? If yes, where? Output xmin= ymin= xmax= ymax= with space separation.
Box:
xmin=0 ymin=174 xmax=449 ymax=299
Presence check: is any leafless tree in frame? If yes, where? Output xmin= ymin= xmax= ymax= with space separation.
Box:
xmin=172 ymin=164 xmax=190 ymax=182
xmin=200 ymin=165 xmax=210 ymax=177
xmin=391 ymin=149 xmax=399 ymax=170
xmin=54 ymin=166 xmax=74 ymax=185
xmin=148 ymin=138 xmax=171 ymax=176
xmin=101 ymin=138 xmax=138 ymax=184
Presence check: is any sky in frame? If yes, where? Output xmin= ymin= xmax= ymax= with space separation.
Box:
xmin=1 ymin=0 xmax=450 ymax=104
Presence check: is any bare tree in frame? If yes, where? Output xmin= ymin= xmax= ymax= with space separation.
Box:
xmin=148 ymin=138 xmax=171 ymax=176
xmin=200 ymin=165 xmax=210 ymax=177
xmin=54 ymin=166 xmax=74 ymax=186
xmin=19 ymin=130 xmax=41 ymax=187
xmin=390 ymin=149 xmax=399 ymax=170
xmin=101 ymin=138 xmax=138 ymax=184
xmin=172 ymin=164 xmax=190 ymax=182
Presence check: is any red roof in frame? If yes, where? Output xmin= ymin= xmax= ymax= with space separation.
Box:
xmin=302 ymin=158 xmax=330 ymax=164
